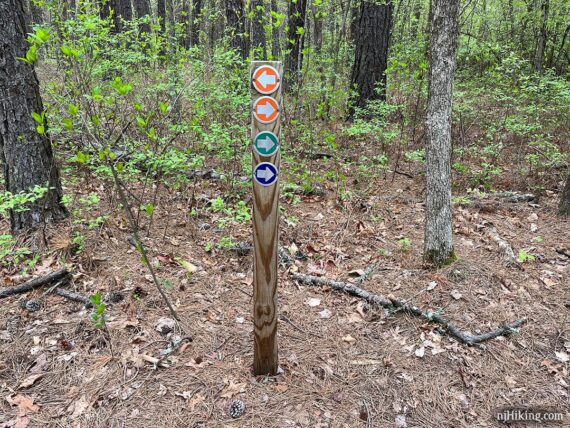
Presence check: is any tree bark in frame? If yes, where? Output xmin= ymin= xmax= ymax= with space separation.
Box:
xmin=423 ymin=0 xmax=460 ymax=266
xmin=349 ymin=0 xmax=393 ymax=114
xmin=0 ymin=0 xmax=68 ymax=235
xmin=225 ymin=0 xmax=247 ymax=59
xmin=558 ymin=173 xmax=570 ymax=217
xmin=132 ymin=0 xmax=152 ymax=35
xmin=101 ymin=0 xmax=133 ymax=33
xmin=534 ymin=0 xmax=549 ymax=73
xmin=251 ymin=0 xmax=267 ymax=59
xmin=312 ymin=4 xmax=323 ymax=54
xmin=270 ymin=0 xmax=280 ymax=59
xmin=284 ymin=0 xmax=307 ymax=87
xmin=189 ymin=0 xmax=202 ymax=47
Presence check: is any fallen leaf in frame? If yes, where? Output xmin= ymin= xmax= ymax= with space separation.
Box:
xmin=555 ymin=351 xmax=569 ymax=363
xmin=67 ymin=395 xmax=89 ymax=418
xmin=415 ymin=347 xmax=425 ymax=358
xmin=395 ymin=414 xmax=407 ymax=428
xmin=18 ymin=374 xmax=43 ymax=389
xmin=220 ymin=380 xmax=246 ymax=398
xmin=175 ymin=257 xmax=198 ymax=273
xmin=7 ymin=394 xmax=40 ymax=416
xmin=451 ymin=290 xmax=462 ymax=300
xmin=188 ymin=394 xmax=205 ymax=411
xmin=342 ymin=335 xmax=356 ymax=344
xmin=274 ymin=384 xmax=288 ymax=393
xmin=14 ymin=416 xmax=29 ymax=428
xmin=426 ymin=281 xmax=437 ymax=291
xmin=318 ymin=309 xmax=332 ymax=319
xmin=350 ymin=359 xmax=384 ymax=365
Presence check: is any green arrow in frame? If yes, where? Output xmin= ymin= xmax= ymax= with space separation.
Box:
xmin=254 ymin=131 xmax=279 ymax=156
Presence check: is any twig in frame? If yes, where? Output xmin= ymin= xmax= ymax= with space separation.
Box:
xmin=0 ymin=268 xmax=69 ymax=299
xmin=291 ymin=272 xmax=526 ymax=345
xmin=53 ymin=287 xmax=93 ymax=307
xmin=487 ymin=225 xmax=518 ymax=267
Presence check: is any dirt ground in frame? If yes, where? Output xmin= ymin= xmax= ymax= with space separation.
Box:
xmin=1 ymin=153 xmax=569 ymax=427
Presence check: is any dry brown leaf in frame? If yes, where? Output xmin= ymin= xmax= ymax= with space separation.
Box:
xmin=220 ymin=380 xmax=246 ymax=398
xmin=188 ymin=394 xmax=206 ymax=411
xmin=274 ymin=384 xmax=288 ymax=393
xmin=6 ymin=394 xmax=40 ymax=416
xmin=14 ymin=416 xmax=30 ymax=428
xmin=18 ymin=374 xmax=44 ymax=389
xmin=67 ymin=395 xmax=89 ymax=419
xmin=342 ymin=335 xmax=356 ymax=344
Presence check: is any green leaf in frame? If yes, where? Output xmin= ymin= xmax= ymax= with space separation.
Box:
xmin=36 ymin=125 xmax=44 ymax=135
xmin=68 ymin=103 xmax=79 ymax=116
xmin=31 ymin=112 xmax=43 ymax=124
xmin=62 ymin=118 xmax=73 ymax=130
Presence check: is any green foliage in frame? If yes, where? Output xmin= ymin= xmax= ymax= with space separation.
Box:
xmin=517 ymin=249 xmax=536 ymax=263
xmin=0 ymin=186 xmax=48 ymax=217
xmin=89 ymin=292 xmax=107 ymax=329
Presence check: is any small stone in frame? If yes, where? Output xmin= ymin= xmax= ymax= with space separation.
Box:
xmin=104 ymin=292 xmax=124 ymax=304
xmin=228 ymin=400 xmax=246 ymax=418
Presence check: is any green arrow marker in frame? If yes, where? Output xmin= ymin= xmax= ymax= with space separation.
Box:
xmin=253 ymin=131 xmax=279 ymax=156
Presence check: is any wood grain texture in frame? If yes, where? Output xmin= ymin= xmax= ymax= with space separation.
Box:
xmin=251 ymin=61 xmax=282 ymax=375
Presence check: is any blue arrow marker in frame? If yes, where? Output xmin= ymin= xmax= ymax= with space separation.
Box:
xmin=253 ymin=162 xmax=278 ymax=186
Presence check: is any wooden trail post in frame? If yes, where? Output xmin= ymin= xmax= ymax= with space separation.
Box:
xmin=250 ymin=61 xmax=282 ymax=375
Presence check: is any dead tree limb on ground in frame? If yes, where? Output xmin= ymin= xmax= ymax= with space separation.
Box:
xmin=0 ymin=268 xmax=70 ymax=299
xmin=291 ymin=272 xmax=526 ymax=345
xmin=487 ymin=226 xmax=518 ymax=267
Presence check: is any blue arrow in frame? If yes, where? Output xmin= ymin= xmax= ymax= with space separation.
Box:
xmin=254 ymin=162 xmax=278 ymax=186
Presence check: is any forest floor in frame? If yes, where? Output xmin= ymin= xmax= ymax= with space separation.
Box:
xmin=0 ymin=146 xmax=569 ymax=427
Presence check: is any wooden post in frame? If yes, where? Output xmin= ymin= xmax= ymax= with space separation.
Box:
xmin=251 ymin=61 xmax=282 ymax=375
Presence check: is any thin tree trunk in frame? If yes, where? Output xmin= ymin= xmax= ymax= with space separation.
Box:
xmin=312 ymin=4 xmax=323 ymax=54
xmin=189 ymin=0 xmax=202 ymax=47
xmin=270 ymin=0 xmax=280 ymax=58
xmin=284 ymin=0 xmax=308 ymax=87
xmin=225 ymin=0 xmax=247 ymax=59
xmin=104 ymin=0 xmax=132 ymax=33
xmin=558 ymin=173 xmax=570 ymax=217
xmin=0 ymin=0 xmax=68 ymax=234
xmin=251 ymin=0 xmax=267 ymax=59
xmin=349 ymin=0 xmax=393 ymax=115
xmin=423 ymin=0 xmax=460 ymax=266
xmin=534 ymin=0 xmax=549 ymax=73
xmin=133 ymin=0 xmax=152 ymax=35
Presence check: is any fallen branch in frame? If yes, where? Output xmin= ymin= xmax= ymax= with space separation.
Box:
xmin=53 ymin=287 xmax=93 ymax=307
xmin=487 ymin=226 xmax=518 ymax=267
xmin=291 ymin=272 xmax=526 ymax=345
xmin=0 ymin=268 xmax=70 ymax=299
xmin=556 ymin=248 xmax=570 ymax=258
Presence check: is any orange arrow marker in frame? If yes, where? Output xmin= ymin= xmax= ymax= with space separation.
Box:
xmin=252 ymin=65 xmax=281 ymax=94
xmin=253 ymin=96 xmax=279 ymax=124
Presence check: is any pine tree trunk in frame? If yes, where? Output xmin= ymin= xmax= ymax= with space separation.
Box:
xmin=312 ymin=4 xmax=323 ymax=54
xmin=101 ymin=0 xmax=133 ymax=33
xmin=133 ymin=0 xmax=152 ymax=35
xmin=0 ymin=0 xmax=67 ymax=235
xmin=225 ymin=0 xmax=247 ymax=59
xmin=349 ymin=0 xmax=393 ymax=114
xmin=558 ymin=173 xmax=570 ymax=217
xmin=189 ymin=0 xmax=202 ymax=47
xmin=423 ymin=0 xmax=460 ymax=266
xmin=534 ymin=0 xmax=549 ymax=73
xmin=251 ymin=0 xmax=267 ymax=59
xmin=270 ymin=0 xmax=280 ymax=58
xmin=285 ymin=0 xmax=307 ymax=87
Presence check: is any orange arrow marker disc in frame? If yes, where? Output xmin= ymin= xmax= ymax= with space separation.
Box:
xmin=252 ymin=65 xmax=281 ymax=94
xmin=253 ymin=96 xmax=280 ymax=124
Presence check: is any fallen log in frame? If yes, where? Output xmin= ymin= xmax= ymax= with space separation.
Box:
xmin=0 ymin=268 xmax=70 ymax=299
xmin=487 ymin=226 xmax=518 ymax=267
xmin=53 ymin=287 xmax=92 ymax=307
xmin=291 ymin=272 xmax=526 ymax=345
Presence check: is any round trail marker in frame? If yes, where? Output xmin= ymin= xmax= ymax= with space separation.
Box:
xmin=253 ymin=131 xmax=279 ymax=156
xmin=253 ymin=96 xmax=279 ymax=124
xmin=252 ymin=65 xmax=281 ymax=94
xmin=253 ymin=162 xmax=278 ymax=186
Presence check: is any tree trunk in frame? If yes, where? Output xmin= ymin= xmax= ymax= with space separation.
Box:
xmin=284 ymin=0 xmax=307 ymax=87
xmin=251 ymin=0 xmax=267 ymax=59
xmin=312 ymin=4 xmax=323 ymax=54
xmin=349 ymin=0 xmax=393 ymax=114
xmin=0 ymin=0 xmax=67 ymax=235
xmin=225 ymin=0 xmax=247 ymax=59
xmin=558 ymin=173 xmax=570 ymax=217
xmin=101 ymin=0 xmax=133 ymax=33
xmin=189 ymin=0 xmax=202 ymax=47
xmin=423 ymin=0 xmax=460 ymax=266
xmin=270 ymin=0 xmax=280 ymax=59
xmin=132 ymin=0 xmax=152 ymax=35
xmin=534 ymin=0 xmax=549 ymax=73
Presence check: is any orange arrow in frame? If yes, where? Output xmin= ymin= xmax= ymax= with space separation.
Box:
xmin=253 ymin=96 xmax=279 ymax=124
xmin=252 ymin=65 xmax=281 ymax=94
